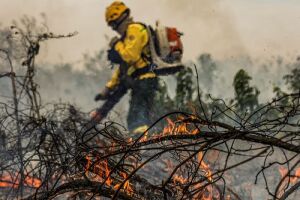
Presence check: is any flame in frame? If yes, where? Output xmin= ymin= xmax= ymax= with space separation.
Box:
xmin=173 ymin=174 xmax=187 ymax=185
xmin=277 ymin=166 xmax=300 ymax=198
xmin=85 ymin=155 xmax=92 ymax=176
xmin=85 ymin=155 xmax=112 ymax=186
xmin=94 ymin=160 xmax=112 ymax=186
xmin=0 ymin=175 xmax=18 ymax=188
xmin=162 ymin=118 xmax=175 ymax=135
xmin=162 ymin=117 xmax=199 ymax=136
xmin=169 ymin=152 xmax=214 ymax=199
xmin=161 ymin=117 xmax=215 ymax=199
xmin=191 ymin=129 xmax=199 ymax=135
xmin=24 ymin=176 xmax=42 ymax=188
xmin=85 ymin=155 xmax=134 ymax=194
xmin=193 ymin=152 xmax=213 ymax=200
xmin=0 ymin=173 xmax=41 ymax=188
xmin=198 ymin=152 xmax=212 ymax=182
xmin=129 ymin=116 xmax=200 ymax=143
xmin=139 ymin=132 xmax=148 ymax=143
xmin=279 ymin=166 xmax=300 ymax=184
xmin=113 ymin=172 xmax=133 ymax=195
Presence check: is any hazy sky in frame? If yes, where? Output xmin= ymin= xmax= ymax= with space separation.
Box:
xmin=0 ymin=0 xmax=299 ymax=67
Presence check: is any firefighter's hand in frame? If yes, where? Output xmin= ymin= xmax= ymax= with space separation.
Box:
xmin=107 ymin=48 xmax=123 ymax=64
xmin=90 ymin=110 xmax=102 ymax=122
xmin=94 ymin=87 xmax=110 ymax=101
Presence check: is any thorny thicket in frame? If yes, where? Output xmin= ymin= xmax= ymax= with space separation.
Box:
xmin=0 ymin=19 xmax=300 ymax=200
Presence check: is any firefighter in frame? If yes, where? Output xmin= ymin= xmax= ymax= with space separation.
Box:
xmin=92 ymin=1 xmax=158 ymax=134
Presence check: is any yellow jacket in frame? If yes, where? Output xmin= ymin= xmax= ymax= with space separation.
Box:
xmin=106 ymin=23 xmax=156 ymax=89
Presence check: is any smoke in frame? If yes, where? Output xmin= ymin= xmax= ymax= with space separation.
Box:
xmin=0 ymin=0 xmax=299 ymax=65
xmin=0 ymin=0 xmax=299 ymax=117
xmin=159 ymin=0 xmax=247 ymax=60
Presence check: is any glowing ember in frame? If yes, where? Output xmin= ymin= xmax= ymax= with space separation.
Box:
xmin=113 ymin=172 xmax=133 ymax=195
xmin=162 ymin=117 xmax=200 ymax=136
xmin=279 ymin=166 xmax=300 ymax=184
xmin=190 ymin=152 xmax=213 ymax=200
xmin=0 ymin=175 xmax=18 ymax=188
xmin=198 ymin=152 xmax=212 ymax=182
xmin=0 ymin=173 xmax=41 ymax=188
xmin=162 ymin=118 xmax=175 ymax=135
xmin=24 ymin=176 xmax=42 ymax=188
xmin=277 ymin=166 xmax=300 ymax=198
xmin=85 ymin=155 xmax=112 ymax=186
xmin=191 ymin=128 xmax=199 ymax=135
xmin=84 ymin=155 xmax=134 ymax=195
xmin=173 ymin=174 xmax=187 ymax=185
xmin=140 ymin=132 xmax=148 ymax=142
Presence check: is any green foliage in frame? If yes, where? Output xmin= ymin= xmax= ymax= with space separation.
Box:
xmin=283 ymin=59 xmax=300 ymax=92
xmin=273 ymin=86 xmax=289 ymax=105
xmin=233 ymin=69 xmax=260 ymax=113
xmin=174 ymin=67 xmax=195 ymax=110
xmin=153 ymin=67 xmax=196 ymax=123
xmin=153 ymin=78 xmax=174 ymax=115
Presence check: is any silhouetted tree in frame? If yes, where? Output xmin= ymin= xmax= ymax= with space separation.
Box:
xmin=174 ymin=67 xmax=195 ymax=110
xmin=284 ymin=57 xmax=300 ymax=92
xmin=233 ymin=69 xmax=260 ymax=113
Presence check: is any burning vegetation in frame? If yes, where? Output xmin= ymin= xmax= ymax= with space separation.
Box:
xmin=0 ymin=17 xmax=300 ymax=200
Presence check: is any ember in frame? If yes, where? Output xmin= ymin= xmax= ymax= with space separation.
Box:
xmin=0 ymin=173 xmax=41 ymax=189
xmin=85 ymin=155 xmax=113 ymax=186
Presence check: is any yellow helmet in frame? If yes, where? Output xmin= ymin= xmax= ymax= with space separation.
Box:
xmin=105 ymin=1 xmax=129 ymax=24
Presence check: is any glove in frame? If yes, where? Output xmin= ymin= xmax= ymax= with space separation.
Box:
xmin=94 ymin=87 xmax=110 ymax=101
xmin=107 ymin=48 xmax=123 ymax=64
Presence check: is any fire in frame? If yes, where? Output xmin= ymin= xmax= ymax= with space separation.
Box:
xmin=162 ymin=116 xmax=199 ymax=136
xmin=173 ymin=174 xmax=187 ymax=185
xmin=162 ymin=118 xmax=175 ymax=135
xmin=0 ymin=174 xmax=18 ymax=188
xmin=128 ymin=116 xmax=199 ymax=144
xmin=0 ymin=173 xmax=41 ymax=189
xmin=198 ymin=152 xmax=212 ymax=182
xmin=168 ymin=151 xmax=214 ymax=199
xmin=113 ymin=172 xmax=133 ymax=195
xmin=24 ymin=176 xmax=42 ymax=188
xmin=94 ymin=159 xmax=113 ymax=186
xmin=279 ymin=166 xmax=300 ymax=184
xmin=85 ymin=155 xmax=92 ymax=176
xmin=85 ymin=155 xmax=134 ymax=195
xmin=85 ymin=155 xmax=112 ymax=186
xmin=193 ymin=152 xmax=213 ymax=200
xmin=277 ymin=166 xmax=300 ymax=198
xmin=139 ymin=131 xmax=148 ymax=143
xmin=160 ymin=117 xmax=215 ymax=199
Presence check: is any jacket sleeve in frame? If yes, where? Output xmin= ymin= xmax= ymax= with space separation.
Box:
xmin=105 ymin=67 xmax=120 ymax=89
xmin=114 ymin=24 xmax=148 ymax=66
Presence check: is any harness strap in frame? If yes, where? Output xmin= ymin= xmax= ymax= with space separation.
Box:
xmin=130 ymin=65 xmax=152 ymax=79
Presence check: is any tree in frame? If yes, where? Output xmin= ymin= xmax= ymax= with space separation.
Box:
xmin=174 ymin=67 xmax=195 ymax=110
xmin=0 ymin=16 xmax=77 ymax=198
xmin=233 ymin=69 xmax=260 ymax=113
xmin=284 ymin=57 xmax=300 ymax=92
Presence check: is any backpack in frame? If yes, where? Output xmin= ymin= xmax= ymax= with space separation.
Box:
xmin=146 ymin=21 xmax=184 ymax=75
